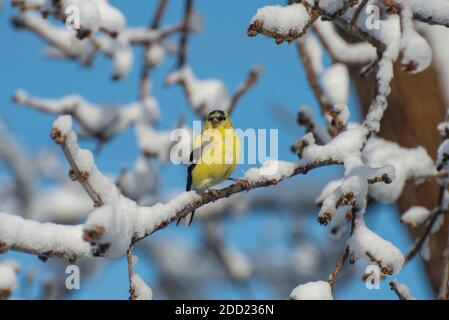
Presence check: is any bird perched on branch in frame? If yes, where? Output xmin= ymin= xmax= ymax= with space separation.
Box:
xmin=178 ymin=110 xmax=241 ymax=226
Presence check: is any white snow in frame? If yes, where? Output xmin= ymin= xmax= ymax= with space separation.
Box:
xmin=390 ymin=279 xmax=416 ymax=300
xmin=222 ymin=246 xmax=253 ymax=281
xmin=401 ymin=206 xmax=431 ymax=228
xmin=289 ymin=280 xmax=333 ymax=300
xmin=322 ymin=63 xmax=350 ymax=107
xmin=132 ymin=273 xmax=153 ymax=300
xmin=0 ymin=260 xmax=19 ymax=295
xmin=146 ymin=43 xmax=166 ymax=67
xmin=110 ymin=35 xmax=133 ymax=80
xmin=297 ymin=106 xmax=332 ymax=144
xmin=97 ymin=0 xmax=126 ymax=33
xmin=165 ymin=66 xmax=230 ymax=117
xmin=302 ymin=35 xmax=324 ymax=75
xmin=304 ymin=0 xmax=345 ymax=15
xmin=0 ymin=212 xmax=91 ymax=258
xmin=244 ymin=160 xmax=296 ymax=184
xmin=363 ymin=137 xmax=435 ymax=203
xmin=299 ymin=125 xmax=366 ymax=169
xmin=395 ymin=0 xmax=449 ymax=28
xmin=424 ymin=25 xmax=449 ymax=106
xmin=130 ymin=255 xmax=153 ymax=300
xmin=313 ymin=20 xmax=376 ymax=64
xmin=348 ymin=223 xmax=404 ymax=275
xmin=400 ymin=5 xmax=432 ymax=73
xmin=251 ymin=3 xmax=310 ymax=37
xmin=31 ymin=183 xmax=92 ymax=223
xmin=61 ymin=0 xmax=101 ymax=33
xmin=60 ymin=0 xmax=126 ymax=35
xmin=363 ymin=14 xmax=401 ymax=133
xmin=15 ymin=90 xmax=157 ymax=140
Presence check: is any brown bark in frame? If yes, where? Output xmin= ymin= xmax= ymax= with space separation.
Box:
xmin=351 ymin=60 xmax=449 ymax=294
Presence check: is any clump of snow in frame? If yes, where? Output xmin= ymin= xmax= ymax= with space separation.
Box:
xmin=363 ymin=14 xmax=401 ymax=133
xmin=118 ymin=156 xmax=159 ymax=204
xmin=316 ymin=179 xmax=343 ymax=205
xmin=31 ymin=183 xmax=92 ymax=223
xmin=0 ymin=260 xmax=19 ymax=296
xmin=289 ymin=280 xmax=333 ymax=300
xmin=250 ymin=4 xmax=310 ymax=39
xmin=132 ymin=273 xmax=153 ymax=300
xmin=304 ymin=0 xmax=346 ymax=15
xmin=59 ymin=0 xmax=126 ymax=35
xmin=222 ymin=246 xmax=253 ymax=281
xmin=322 ymin=63 xmax=349 ymax=107
xmin=244 ymin=160 xmax=296 ymax=184
xmin=0 ymin=212 xmax=91 ymax=258
xmin=390 ymin=279 xmax=416 ymax=300
xmin=348 ymin=223 xmax=404 ymax=275
xmin=130 ymin=255 xmax=152 ymax=300
xmin=165 ymin=66 xmax=229 ymax=117
xmin=95 ymin=0 xmax=126 ymax=34
xmin=395 ymin=0 xmax=449 ymax=29
xmin=111 ymin=36 xmax=133 ymax=80
xmin=61 ymin=0 xmax=101 ymax=32
xmin=53 ymin=114 xmax=73 ymax=136
xmin=401 ymin=206 xmax=431 ymax=228
xmin=299 ymin=125 xmax=367 ymax=169
xmin=329 ymin=205 xmax=351 ymax=239
xmin=400 ymin=5 xmax=432 ymax=73
xmin=313 ymin=20 xmax=376 ymax=64
xmin=146 ymin=44 xmax=166 ymax=67
xmin=291 ymin=243 xmax=321 ymax=275
xmin=363 ymin=137 xmax=435 ymax=203
xmin=302 ymin=35 xmax=324 ymax=75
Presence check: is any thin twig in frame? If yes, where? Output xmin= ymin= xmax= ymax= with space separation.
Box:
xmin=177 ymin=0 xmax=193 ymax=68
xmin=139 ymin=0 xmax=170 ymax=99
xmin=227 ymin=65 xmax=263 ymax=114
xmin=405 ymin=186 xmax=446 ymax=263
xmin=296 ymin=41 xmax=332 ymax=125
xmin=438 ymin=218 xmax=449 ymax=299
xmin=328 ymin=247 xmax=349 ymax=288
xmin=50 ymin=128 xmax=103 ymax=207
xmin=151 ymin=0 xmax=169 ymax=29
xmin=351 ymin=0 xmax=369 ymax=27
xmin=127 ymin=238 xmax=137 ymax=300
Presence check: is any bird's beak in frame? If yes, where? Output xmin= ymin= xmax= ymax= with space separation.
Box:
xmin=211 ymin=119 xmax=218 ymax=128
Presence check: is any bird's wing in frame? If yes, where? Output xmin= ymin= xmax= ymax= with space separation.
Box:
xmin=186 ymin=149 xmax=196 ymax=192
xmin=180 ymin=142 xmax=205 ymax=226
xmin=186 ymin=137 xmax=213 ymax=191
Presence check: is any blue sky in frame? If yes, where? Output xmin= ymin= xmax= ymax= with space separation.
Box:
xmin=0 ymin=0 xmax=434 ymax=299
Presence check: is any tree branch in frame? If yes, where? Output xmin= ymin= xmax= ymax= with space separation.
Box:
xmin=227 ymin=65 xmax=263 ymax=114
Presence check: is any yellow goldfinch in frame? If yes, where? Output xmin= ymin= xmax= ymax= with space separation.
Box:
xmin=178 ymin=110 xmax=241 ymax=226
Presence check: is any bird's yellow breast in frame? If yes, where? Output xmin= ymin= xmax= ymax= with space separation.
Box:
xmin=191 ymin=127 xmax=240 ymax=191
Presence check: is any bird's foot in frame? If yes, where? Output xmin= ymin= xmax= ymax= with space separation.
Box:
xmin=227 ymin=177 xmax=251 ymax=190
